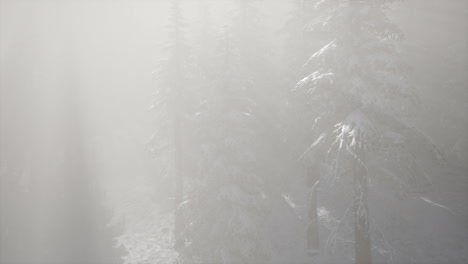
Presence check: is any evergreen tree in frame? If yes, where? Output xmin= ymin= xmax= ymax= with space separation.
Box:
xmin=111 ymin=1 xmax=196 ymax=263
xmin=179 ymin=0 xmax=278 ymax=262
xmin=293 ymin=0 xmax=442 ymax=263
xmin=152 ymin=0 xmax=193 ymax=250
xmin=282 ymin=0 xmax=323 ymax=256
xmin=180 ymin=26 xmax=271 ymax=264
xmin=230 ymin=0 xmax=284 ymax=197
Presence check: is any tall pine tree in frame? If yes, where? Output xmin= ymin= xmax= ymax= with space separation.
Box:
xmin=293 ymin=0 xmax=442 ymax=263
xmin=179 ymin=0 xmax=276 ymax=262
xmin=152 ymin=0 xmax=193 ymax=250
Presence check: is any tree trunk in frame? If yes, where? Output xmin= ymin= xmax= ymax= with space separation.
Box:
xmin=306 ymin=163 xmax=320 ymax=256
xmin=173 ymin=115 xmax=184 ymax=250
xmin=353 ymin=152 xmax=371 ymax=264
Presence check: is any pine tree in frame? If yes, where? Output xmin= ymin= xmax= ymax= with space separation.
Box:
xmin=178 ymin=1 xmax=277 ymax=262
xmin=293 ymin=0 xmax=442 ymax=263
xmin=111 ymin=1 xmax=196 ymax=263
xmin=180 ymin=23 xmax=271 ymax=263
xmin=230 ymin=0 xmax=284 ymax=197
xmin=145 ymin=0 xmax=196 ymax=254
xmin=282 ymin=0 xmax=322 ymax=256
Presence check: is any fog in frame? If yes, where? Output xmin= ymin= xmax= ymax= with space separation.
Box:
xmin=0 ymin=0 xmax=467 ymax=264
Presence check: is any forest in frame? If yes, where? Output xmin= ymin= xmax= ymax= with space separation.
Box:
xmin=0 ymin=0 xmax=467 ymax=263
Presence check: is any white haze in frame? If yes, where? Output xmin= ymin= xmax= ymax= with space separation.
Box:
xmin=0 ymin=0 xmax=467 ymax=264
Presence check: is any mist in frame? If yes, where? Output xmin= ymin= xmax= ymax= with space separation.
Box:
xmin=1 ymin=0 xmax=467 ymax=263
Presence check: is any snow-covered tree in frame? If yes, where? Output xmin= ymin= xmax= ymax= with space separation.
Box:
xmin=229 ymin=0 xmax=285 ymax=196
xmin=292 ymin=0 xmax=442 ymax=263
xmin=282 ymin=0 xmax=323 ymax=256
xmin=151 ymin=0 xmax=194 ymax=250
xmin=179 ymin=27 xmax=271 ymax=264
xmin=178 ymin=1 xmax=276 ymax=262
xmin=112 ymin=0 xmax=196 ymax=262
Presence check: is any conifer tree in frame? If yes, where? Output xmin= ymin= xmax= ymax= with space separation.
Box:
xmin=179 ymin=1 xmax=277 ymax=262
xmin=180 ymin=24 xmax=271 ymax=264
xmin=112 ymin=1 xmax=196 ymax=263
xmin=282 ymin=0 xmax=322 ymax=256
xmin=293 ymin=1 xmax=442 ymax=263
xmin=156 ymin=0 xmax=192 ymax=249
